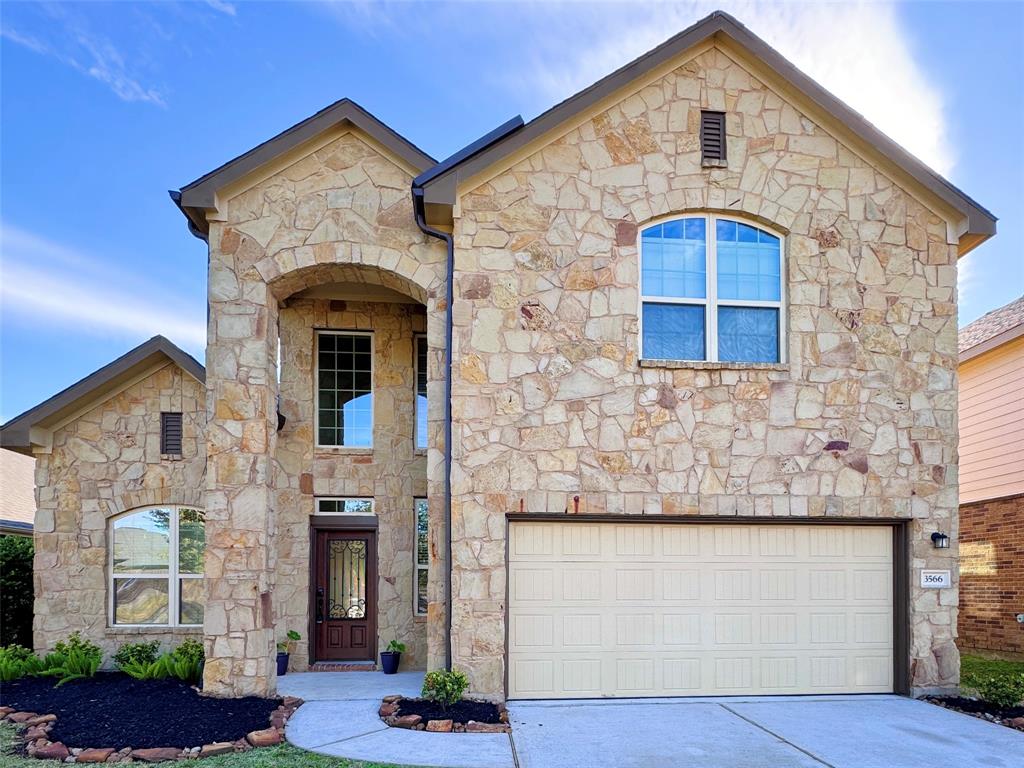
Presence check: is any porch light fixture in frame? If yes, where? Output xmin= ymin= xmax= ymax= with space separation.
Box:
xmin=931 ymin=532 xmax=950 ymax=549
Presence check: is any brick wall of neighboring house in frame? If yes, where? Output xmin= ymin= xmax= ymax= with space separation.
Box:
xmin=959 ymin=493 xmax=1024 ymax=655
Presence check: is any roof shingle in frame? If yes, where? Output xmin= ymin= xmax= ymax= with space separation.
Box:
xmin=959 ymin=295 xmax=1024 ymax=354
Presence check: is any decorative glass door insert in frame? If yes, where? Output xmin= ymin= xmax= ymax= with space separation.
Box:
xmin=328 ymin=539 xmax=367 ymax=619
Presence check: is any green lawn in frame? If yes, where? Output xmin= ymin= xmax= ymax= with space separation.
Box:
xmin=0 ymin=724 xmax=411 ymax=768
xmin=961 ymin=653 xmax=1024 ymax=697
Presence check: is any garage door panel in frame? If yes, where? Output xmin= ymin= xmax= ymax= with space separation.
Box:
xmin=508 ymin=522 xmax=894 ymax=699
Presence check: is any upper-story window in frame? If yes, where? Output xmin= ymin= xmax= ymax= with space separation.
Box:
xmin=415 ymin=335 xmax=428 ymax=450
xmin=110 ymin=506 xmax=205 ymax=627
xmin=639 ymin=215 xmax=783 ymax=363
xmin=316 ymin=331 xmax=373 ymax=448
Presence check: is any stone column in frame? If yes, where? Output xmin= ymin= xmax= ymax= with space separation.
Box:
xmin=202 ymin=222 xmax=279 ymax=698
xmin=425 ymin=299 xmax=449 ymax=670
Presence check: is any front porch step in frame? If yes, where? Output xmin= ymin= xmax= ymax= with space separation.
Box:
xmin=309 ymin=661 xmax=377 ymax=672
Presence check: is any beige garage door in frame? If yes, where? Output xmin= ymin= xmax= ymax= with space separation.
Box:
xmin=507 ymin=522 xmax=893 ymax=699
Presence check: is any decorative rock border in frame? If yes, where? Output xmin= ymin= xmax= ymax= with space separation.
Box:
xmin=377 ymin=695 xmax=511 ymax=734
xmin=0 ymin=697 xmax=304 ymax=762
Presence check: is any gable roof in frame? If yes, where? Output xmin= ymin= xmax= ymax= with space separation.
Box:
xmin=959 ymin=295 xmax=1024 ymax=362
xmin=175 ymin=99 xmax=436 ymax=237
xmin=0 ymin=336 xmax=204 ymax=455
xmin=416 ymin=11 xmax=995 ymax=254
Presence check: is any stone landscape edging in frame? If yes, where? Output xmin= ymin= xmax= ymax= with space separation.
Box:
xmin=377 ymin=695 xmax=511 ymax=734
xmin=0 ymin=696 xmax=304 ymax=762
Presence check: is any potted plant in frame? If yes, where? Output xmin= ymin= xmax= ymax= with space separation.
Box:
xmin=276 ymin=630 xmax=301 ymax=676
xmin=380 ymin=640 xmax=405 ymax=675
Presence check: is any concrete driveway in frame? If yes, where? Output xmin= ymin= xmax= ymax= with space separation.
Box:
xmin=507 ymin=695 xmax=1024 ymax=768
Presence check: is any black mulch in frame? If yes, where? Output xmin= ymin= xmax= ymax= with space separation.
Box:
xmin=0 ymin=673 xmax=281 ymax=750
xmin=395 ymin=697 xmax=501 ymax=724
xmin=925 ymin=696 xmax=1024 ymax=721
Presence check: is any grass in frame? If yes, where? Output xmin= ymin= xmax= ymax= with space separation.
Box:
xmin=961 ymin=653 xmax=1024 ymax=692
xmin=0 ymin=723 xmax=412 ymax=768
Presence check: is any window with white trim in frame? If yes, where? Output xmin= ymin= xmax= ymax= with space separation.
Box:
xmin=110 ymin=506 xmax=204 ymax=626
xmin=414 ymin=498 xmax=428 ymax=616
xmin=414 ymin=335 xmax=428 ymax=450
xmin=639 ymin=215 xmax=784 ymax=363
xmin=316 ymin=498 xmax=375 ymax=515
xmin=316 ymin=331 xmax=373 ymax=447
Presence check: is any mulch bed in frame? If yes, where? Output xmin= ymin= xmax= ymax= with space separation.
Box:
xmin=395 ymin=697 xmax=502 ymax=724
xmin=378 ymin=695 xmax=509 ymax=733
xmin=924 ymin=696 xmax=1024 ymax=731
xmin=0 ymin=672 xmax=298 ymax=756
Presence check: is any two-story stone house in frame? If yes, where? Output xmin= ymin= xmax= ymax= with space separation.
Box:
xmin=1 ymin=12 xmax=995 ymax=701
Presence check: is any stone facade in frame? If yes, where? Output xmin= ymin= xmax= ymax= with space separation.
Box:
xmin=32 ymin=363 xmax=206 ymax=658
xmin=204 ymin=129 xmax=447 ymax=696
xmin=447 ymin=46 xmax=961 ymax=697
xmin=959 ymin=493 xmax=1024 ymax=655
xmin=274 ymin=298 xmax=428 ymax=669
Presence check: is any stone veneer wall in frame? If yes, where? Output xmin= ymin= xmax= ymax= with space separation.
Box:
xmin=274 ymin=298 xmax=428 ymax=669
xmin=959 ymin=493 xmax=1024 ymax=655
xmin=32 ymin=364 xmax=206 ymax=659
xmin=449 ymin=46 xmax=961 ymax=697
xmin=205 ymin=128 xmax=447 ymax=696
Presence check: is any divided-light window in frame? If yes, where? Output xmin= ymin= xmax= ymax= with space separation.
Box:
xmin=110 ymin=506 xmax=205 ymax=627
xmin=316 ymin=331 xmax=373 ymax=448
xmin=415 ymin=335 xmax=428 ymax=450
xmin=639 ymin=215 xmax=784 ymax=363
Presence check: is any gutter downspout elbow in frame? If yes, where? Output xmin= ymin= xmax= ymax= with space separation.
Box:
xmin=412 ymin=186 xmax=455 ymax=672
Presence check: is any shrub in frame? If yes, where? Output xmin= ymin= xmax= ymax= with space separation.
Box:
xmin=0 ymin=536 xmax=34 ymax=647
xmin=114 ymin=640 xmax=161 ymax=671
xmin=169 ymin=638 xmax=204 ymax=684
xmin=975 ymin=673 xmax=1024 ymax=710
xmin=40 ymin=631 xmax=102 ymax=686
xmin=421 ymin=669 xmax=469 ymax=709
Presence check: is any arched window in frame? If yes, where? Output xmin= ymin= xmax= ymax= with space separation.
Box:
xmin=639 ymin=215 xmax=784 ymax=363
xmin=109 ymin=506 xmax=205 ymax=627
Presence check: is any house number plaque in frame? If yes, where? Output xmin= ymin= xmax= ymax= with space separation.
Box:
xmin=920 ymin=570 xmax=951 ymax=589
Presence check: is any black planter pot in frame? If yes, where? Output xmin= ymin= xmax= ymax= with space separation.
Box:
xmin=380 ymin=651 xmax=401 ymax=675
xmin=276 ymin=652 xmax=289 ymax=676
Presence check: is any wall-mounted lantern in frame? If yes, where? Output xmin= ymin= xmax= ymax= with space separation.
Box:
xmin=931 ymin=532 xmax=950 ymax=549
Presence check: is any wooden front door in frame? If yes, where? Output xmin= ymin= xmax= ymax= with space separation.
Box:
xmin=314 ymin=530 xmax=376 ymax=661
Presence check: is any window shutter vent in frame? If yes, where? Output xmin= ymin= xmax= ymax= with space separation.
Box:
xmin=161 ymin=412 xmax=183 ymax=455
xmin=700 ymin=111 xmax=727 ymax=162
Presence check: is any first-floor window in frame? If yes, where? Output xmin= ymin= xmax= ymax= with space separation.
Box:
xmin=639 ymin=214 xmax=784 ymax=363
xmin=110 ymin=506 xmax=205 ymax=626
xmin=316 ymin=498 xmax=374 ymax=515
xmin=414 ymin=498 xmax=428 ymax=616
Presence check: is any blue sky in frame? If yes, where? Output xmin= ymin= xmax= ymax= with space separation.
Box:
xmin=2 ymin=1 xmax=1021 ymax=422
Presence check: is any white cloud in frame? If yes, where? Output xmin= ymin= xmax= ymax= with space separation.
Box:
xmin=203 ymin=0 xmax=237 ymax=17
xmin=0 ymin=224 xmax=206 ymax=350
xmin=1 ymin=10 xmax=166 ymax=107
xmin=494 ymin=1 xmax=955 ymax=177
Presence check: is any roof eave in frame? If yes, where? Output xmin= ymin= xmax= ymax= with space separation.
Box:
xmin=959 ymin=322 xmax=1024 ymax=364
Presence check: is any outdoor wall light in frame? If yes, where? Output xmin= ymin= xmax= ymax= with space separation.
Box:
xmin=931 ymin=532 xmax=950 ymax=549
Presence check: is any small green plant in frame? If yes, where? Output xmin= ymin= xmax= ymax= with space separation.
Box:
xmin=169 ymin=638 xmax=204 ymax=684
xmin=114 ymin=640 xmax=161 ymax=671
xmin=36 ymin=632 xmax=102 ymax=686
xmin=974 ymin=673 xmax=1024 ymax=710
xmin=120 ymin=653 xmax=175 ymax=681
xmin=0 ymin=645 xmax=43 ymax=681
xmin=421 ymin=668 xmax=469 ymax=710
xmin=277 ymin=630 xmax=301 ymax=654
xmin=385 ymin=640 xmax=406 ymax=654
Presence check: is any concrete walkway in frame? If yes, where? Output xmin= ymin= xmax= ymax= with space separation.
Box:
xmin=278 ymin=674 xmax=1022 ymax=768
xmin=278 ymin=672 xmax=515 ymax=768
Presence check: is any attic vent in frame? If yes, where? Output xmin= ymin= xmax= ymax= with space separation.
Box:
xmin=161 ymin=412 xmax=183 ymax=455
xmin=700 ymin=111 xmax=727 ymax=163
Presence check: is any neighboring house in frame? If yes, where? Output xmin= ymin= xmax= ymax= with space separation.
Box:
xmin=957 ymin=296 xmax=1024 ymax=655
xmin=0 ymin=449 xmax=35 ymax=536
xmin=0 ymin=12 xmax=996 ymax=701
